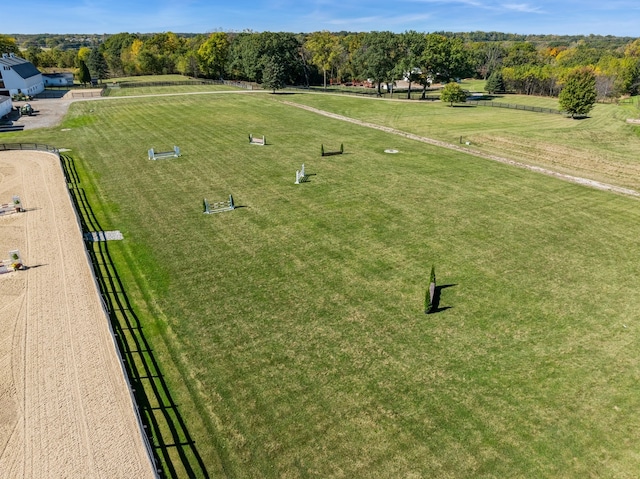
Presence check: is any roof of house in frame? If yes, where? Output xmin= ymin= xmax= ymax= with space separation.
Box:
xmin=42 ymin=72 xmax=74 ymax=78
xmin=0 ymin=53 xmax=41 ymax=80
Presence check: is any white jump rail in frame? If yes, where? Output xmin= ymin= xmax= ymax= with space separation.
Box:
xmin=148 ymin=146 xmax=180 ymax=160
xmin=249 ymin=134 xmax=266 ymax=145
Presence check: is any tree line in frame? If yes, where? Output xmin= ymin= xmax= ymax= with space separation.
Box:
xmin=1 ymin=31 xmax=639 ymax=98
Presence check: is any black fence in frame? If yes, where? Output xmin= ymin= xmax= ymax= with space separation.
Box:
xmin=466 ymin=100 xmax=564 ymax=114
xmin=114 ymin=80 xmax=222 ymax=88
xmin=111 ymin=79 xmax=255 ymax=90
xmin=0 ymin=142 xmax=59 ymax=153
xmin=35 ymin=90 xmax=70 ymax=99
xmin=293 ymin=85 xmax=442 ymax=100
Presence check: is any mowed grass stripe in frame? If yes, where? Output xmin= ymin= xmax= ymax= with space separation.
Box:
xmin=20 ymin=92 xmax=640 ymax=477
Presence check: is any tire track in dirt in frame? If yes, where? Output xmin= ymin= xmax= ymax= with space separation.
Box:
xmin=282 ymin=101 xmax=640 ymax=198
xmin=45 ymin=152 xmax=97 ymax=475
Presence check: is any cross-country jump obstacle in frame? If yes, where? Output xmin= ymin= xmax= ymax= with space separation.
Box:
xmin=0 ymin=195 xmax=22 ymax=216
xmin=295 ymin=164 xmax=308 ymax=184
xmin=249 ymin=134 xmax=266 ymax=145
xmin=321 ymin=143 xmax=344 ymax=157
xmin=148 ymin=146 xmax=181 ymax=160
xmin=0 ymin=249 xmax=24 ymax=274
xmin=203 ymin=195 xmax=235 ymax=214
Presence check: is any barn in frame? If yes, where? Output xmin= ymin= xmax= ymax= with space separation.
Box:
xmin=0 ymin=53 xmax=45 ymax=98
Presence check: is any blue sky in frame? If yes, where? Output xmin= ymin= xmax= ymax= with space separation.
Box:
xmin=10 ymin=0 xmax=640 ymax=37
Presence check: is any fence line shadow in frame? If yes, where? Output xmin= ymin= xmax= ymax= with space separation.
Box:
xmin=61 ymin=154 xmax=209 ymax=479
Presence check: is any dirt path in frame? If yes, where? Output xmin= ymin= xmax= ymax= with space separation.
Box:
xmin=281 ymin=100 xmax=640 ymax=198
xmin=0 ymin=150 xmax=156 ymax=478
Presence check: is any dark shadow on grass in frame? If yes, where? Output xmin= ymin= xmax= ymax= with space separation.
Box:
xmin=298 ymin=172 xmax=316 ymax=183
xmin=60 ymin=154 xmax=210 ymax=479
xmin=428 ymin=284 xmax=457 ymax=314
xmin=24 ymin=264 xmax=47 ymax=269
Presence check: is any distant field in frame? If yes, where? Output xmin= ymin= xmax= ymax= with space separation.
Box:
xmin=104 ymin=83 xmax=243 ymax=97
xmin=109 ymin=74 xmax=195 ymax=83
xmin=7 ymin=90 xmax=640 ymax=478
xmin=102 ymin=74 xmax=246 ymax=97
xmin=281 ymin=92 xmax=640 ymax=190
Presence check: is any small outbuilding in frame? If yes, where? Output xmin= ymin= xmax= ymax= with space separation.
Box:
xmin=0 ymin=53 xmax=45 ymax=97
xmin=42 ymin=72 xmax=74 ymax=87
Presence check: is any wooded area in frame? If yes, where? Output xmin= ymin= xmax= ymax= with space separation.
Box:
xmin=1 ymin=30 xmax=639 ymax=98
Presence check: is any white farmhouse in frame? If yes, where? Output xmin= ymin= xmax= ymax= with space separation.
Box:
xmin=0 ymin=53 xmax=45 ymax=97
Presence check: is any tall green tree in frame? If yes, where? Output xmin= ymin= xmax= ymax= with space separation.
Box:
xmin=77 ymin=60 xmax=91 ymax=86
xmin=198 ymin=32 xmax=230 ymax=79
xmin=354 ymin=31 xmax=400 ymax=95
xmin=485 ymin=70 xmax=505 ymax=93
xmin=397 ymin=31 xmax=426 ymax=99
xmin=559 ymin=67 xmax=597 ymax=118
xmin=87 ymin=47 xmax=109 ymax=82
xmin=502 ymin=64 xmax=559 ymax=96
xmin=101 ymin=32 xmax=138 ymax=77
xmin=0 ymin=34 xmax=20 ymax=56
xmin=502 ymin=42 xmax=540 ymax=67
xmin=228 ymin=32 xmax=304 ymax=85
xmin=470 ymin=41 xmax=506 ymax=79
xmin=440 ymin=82 xmax=467 ymax=106
xmin=23 ymin=45 xmax=43 ymax=67
xmin=338 ymin=33 xmax=364 ymax=84
xmin=139 ymin=32 xmax=185 ymax=74
xmin=177 ymin=50 xmax=202 ymax=78
xmin=304 ymin=31 xmax=342 ymax=89
xmin=261 ymin=57 xmax=286 ymax=92
xmin=422 ymin=34 xmax=473 ymax=85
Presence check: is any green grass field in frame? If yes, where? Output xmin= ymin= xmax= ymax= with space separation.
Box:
xmin=105 ymin=84 xmax=242 ymax=97
xmin=280 ymin=92 xmax=640 ymax=190
xmin=6 ymin=89 xmax=640 ymax=478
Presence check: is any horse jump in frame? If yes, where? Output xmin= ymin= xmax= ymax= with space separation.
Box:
xmin=249 ymin=134 xmax=266 ymax=145
xmin=203 ymin=195 xmax=235 ymax=214
xmin=148 ymin=146 xmax=181 ymax=160
xmin=0 ymin=195 xmax=22 ymax=216
xmin=0 ymin=249 xmax=24 ymax=274
xmin=295 ymin=164 xmax=307 ymax=184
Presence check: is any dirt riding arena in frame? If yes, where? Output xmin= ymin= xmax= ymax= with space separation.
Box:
xmin=0 ymin=150 xmax=156 ymax=477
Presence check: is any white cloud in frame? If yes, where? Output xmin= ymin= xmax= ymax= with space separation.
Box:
xmin=501 ymin=3 xmax=545 ymax=13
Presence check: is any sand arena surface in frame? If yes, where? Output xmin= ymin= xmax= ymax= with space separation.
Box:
xmin=0 ymin=150 xmax=156 ymax=478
